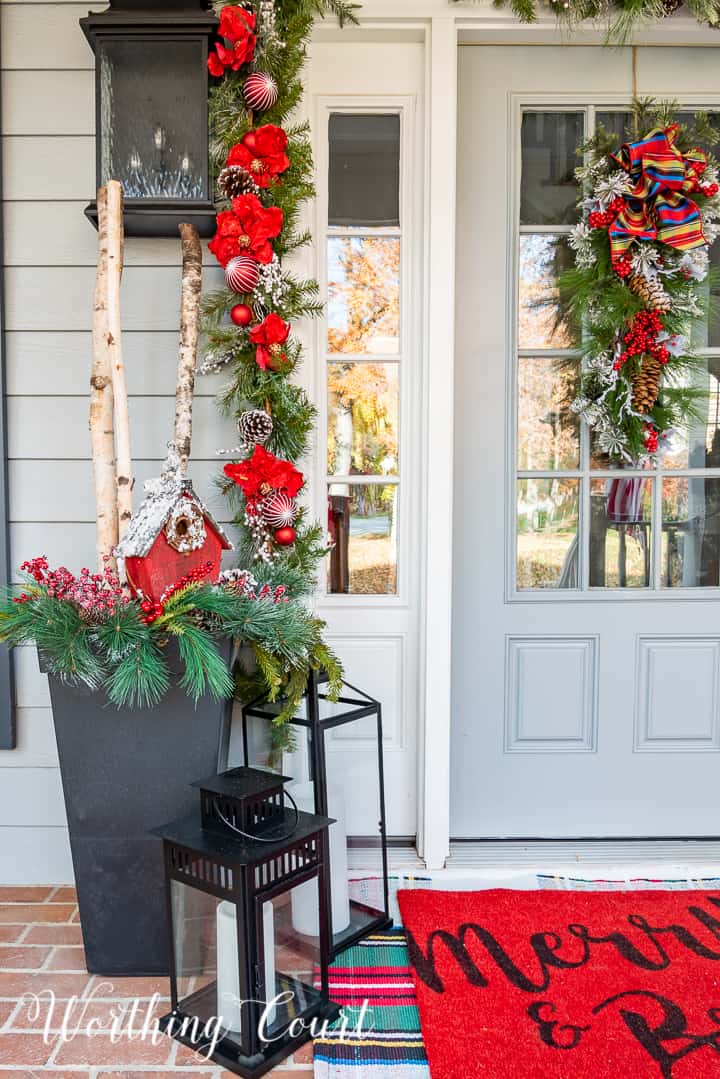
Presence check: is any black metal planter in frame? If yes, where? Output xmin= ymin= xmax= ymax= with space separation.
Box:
xmin=46 ymin=641 xmax=234 ymax=976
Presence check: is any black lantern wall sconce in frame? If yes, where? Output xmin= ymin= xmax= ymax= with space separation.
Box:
xmin=241 ymin=671 xmax=393 ymax=960
xmin=80 ymin=0 xmax=219 ymax=237
xmin=154 ymin=766 xmax=339 ymax=1078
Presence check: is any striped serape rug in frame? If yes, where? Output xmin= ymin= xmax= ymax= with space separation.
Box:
xmin=313 ymin=928 xmax=428 ymax=1079
xmin=313 ymin=874 xmax=720 ymax=1079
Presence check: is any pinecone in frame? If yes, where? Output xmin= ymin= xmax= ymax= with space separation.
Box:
xmin=217 ymin=165 xmax=258 ymax=200
xmin=631 ymin=354 xmax=663 ymax=413
xmin=628 ymin=273 xmax=672 ymax=313
xmin=238 ymin=408 xmax=273 ymax=446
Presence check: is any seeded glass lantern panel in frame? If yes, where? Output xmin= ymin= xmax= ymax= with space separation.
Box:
xmin=154 ymin=767 xmax=338 ymax=1078
xmin=80 ymin=1 xmax=218 ymax=237
xmin=241 ymin=673 xmax=392 ymax=959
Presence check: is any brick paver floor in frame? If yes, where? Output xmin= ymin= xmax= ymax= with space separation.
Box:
xmin=0 ymin=888 xmax=314 ymax=1079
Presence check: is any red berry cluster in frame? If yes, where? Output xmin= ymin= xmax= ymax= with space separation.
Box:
xmin=16 ymin=556 xmax=127 ymax=621
xmin=701 ymin=182 xmax=719 ymax=197
xmin=613 ymin=255 xmax=633 ymax=279
xmin=141 ymin=560 xmax=216 ymax=624
xmin=588 ymin=197 xmax=626 ymax=231
xmin=644 ymin=425 xmax=659 ymax=454
xmin=614 ymin=310 xmax=668 ymax=370
xmin=588 ymin=209 xmax=615 ymax=229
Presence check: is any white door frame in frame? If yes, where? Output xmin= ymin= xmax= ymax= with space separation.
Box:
xmin=312 ymin=0 xmax=720 ymax=871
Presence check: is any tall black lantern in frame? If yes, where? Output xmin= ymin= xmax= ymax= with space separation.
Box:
xmin=80 ymin=0 xmax=218 ymax=237
xmin=153 ymin=766 xmax=339 ymax=1079
xmin=241 ymin=672 xmax=392 ymax=960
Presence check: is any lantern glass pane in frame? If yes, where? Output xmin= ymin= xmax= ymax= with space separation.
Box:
xmin=170 ymin=881 xmax=251 ymax=1056
xmin=98 ymin=38 xmax=208 ymax=200
xmin=283 ymin=723 xmax=387 ymax=952
xmin=260 ymin=886 xmax=324 ymax=1039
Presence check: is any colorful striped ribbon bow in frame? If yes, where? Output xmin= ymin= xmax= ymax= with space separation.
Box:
xmin=608 ymin=124 xmax=707 ymax=261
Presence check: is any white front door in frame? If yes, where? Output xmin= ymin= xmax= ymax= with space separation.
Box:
xmin=452 ymin=45 xmax=720 ymax=838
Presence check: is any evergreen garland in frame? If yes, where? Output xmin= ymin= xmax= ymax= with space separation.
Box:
xmin=454 ymin=0 xmax=720 ymax=41
xmin=203 ymin=0 xmax=358 ymax=732
xmin=561 ymin=100 xmax=720 ymax=465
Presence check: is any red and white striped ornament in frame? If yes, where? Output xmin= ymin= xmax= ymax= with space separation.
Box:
xmin=243 ymin=72 xmax=279 ymax=113
xmin=225 ymin=255 xmax=259 ymax=294
xmin=260 ymin=491 xmax=298 ymax=530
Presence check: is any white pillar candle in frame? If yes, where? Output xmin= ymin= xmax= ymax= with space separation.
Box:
xmin=289 ymin=780 xmax=351 ymax=937
xmin=216 ymin=900 xmax=276 ymax=1034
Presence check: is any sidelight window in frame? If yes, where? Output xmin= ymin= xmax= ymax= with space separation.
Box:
xmin=323 ymin=113 xmax=402 ymax=595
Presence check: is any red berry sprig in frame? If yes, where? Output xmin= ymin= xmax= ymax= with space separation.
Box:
xmin=644 ymin=425 xmax=659 ymax=454
xmin=613 ymin=309 xmax=668 ymax=371
xmin=140 ymin=560 xmax=216 ymax=624
xmin=613 ymin=255 xmax=633 ymax=279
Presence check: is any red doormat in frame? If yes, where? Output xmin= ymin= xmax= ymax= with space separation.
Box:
xmin=398 ymin=888 xmax=720 ymax=1078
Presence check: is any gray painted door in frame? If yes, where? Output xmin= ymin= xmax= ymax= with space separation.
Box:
xmin=452 ymin=45 xmax=720 ymax=838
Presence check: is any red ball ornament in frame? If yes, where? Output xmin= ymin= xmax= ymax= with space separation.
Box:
xmin=225 ymin=255 xmax=259 ymax=294
xmin=273 ymin=525 xmax=296 ymax=546
xmin=243 ymin=72 xmax=279 ymax=113
xmin=230 ymin=303 xmax=253 ymax=327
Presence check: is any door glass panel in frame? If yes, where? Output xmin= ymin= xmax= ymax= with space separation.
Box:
xmin=516 ymin=479 xmax=579 ymax=589
xmin=518 ymin=356 xmax=580 ymax=470
xmin=595 ymin=111 xmax=633 ymax=144
xmin=327 ymin=363 xmax=399 ymax=477
xmin=520 ymin=112 xmax=583 ymax=225
xmin=327 ymin=237 xmax=400 ymax=355
xmin=662 ymin=359 xmax=720 ymax=469
xmin=589 ymin=477 xmax=652 ymax=588
xmin=662 ymin=477 xmax=720 ymax=587
xmin=329 ymin=113 xmax=400 ymax=227
xmin=327 ymin=483 xmax=398 ymax=595
xmin=518 ymin=235 xmax=578 ymax=349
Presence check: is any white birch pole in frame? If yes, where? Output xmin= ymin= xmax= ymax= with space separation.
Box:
xmin=174 ymin=223 xmax=203 ymax=473
xmin=89 ymin=186 xmax=119 ymax=571
xmin=105 ymin=180 xmax=133 ymax=538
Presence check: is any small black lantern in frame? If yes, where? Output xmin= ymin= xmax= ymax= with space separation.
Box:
xmin=241 ymin=672 xmax=392 ymax=959
xmin=80 ymin=0 xmax=219 ymax=237
xmin=153 ymin=766 xmax=339 ymax=1078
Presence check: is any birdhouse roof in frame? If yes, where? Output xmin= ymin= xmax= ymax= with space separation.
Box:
xmin=115 ymin=446 xmax=233 ymax=559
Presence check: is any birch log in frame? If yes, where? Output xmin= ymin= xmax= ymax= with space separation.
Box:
xmin=106 ymin=180 xmax=133 ymax=537
xmin=174 ymin=223 xmax=203 ymax=473
xmin=89 ymin=186 xmax=119 ymax=571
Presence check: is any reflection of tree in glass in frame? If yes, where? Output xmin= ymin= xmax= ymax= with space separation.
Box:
xmin=518 ymin=235 xmax=579 ymax=349
xmin=328 ymin=364 xmax=398 ymax=476
xmin=518 ymin=358 xmax=579 ymax=471
xmin=328 ymin=237 xmax=400 ymax=354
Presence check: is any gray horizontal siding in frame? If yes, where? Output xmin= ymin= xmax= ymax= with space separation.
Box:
xmin=0 ymin=0 xmax=234 ymax=882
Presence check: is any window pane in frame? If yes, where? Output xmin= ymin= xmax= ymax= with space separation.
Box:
xmin=662 ymin=359 xmax=720 ymax=468
xmin=518 ymin=235 xmax=578 ymax=349
xmin=329 ymin=113 xmax=400 ymax=227
xmin=518 ymin=357 xmax=579 ymax=470
xmin=328 ymin=237 xmax=400 ymax=355
xmin=662 ymin=477 xmax=720 ymax=587
xmin=520 ymin=112 xmax=583 ymax=226
xmin=328 ymin=484 xmax=398 ymax=594
xmin=589 ymin=477 xmax=652 ymax=588
xmin=517 ymin=479 xmax=579 ymax=589
xmin=328 ymin=363 xmax=399 ymax=477
xmin=595 ymin=111 xmax=633 ymax=146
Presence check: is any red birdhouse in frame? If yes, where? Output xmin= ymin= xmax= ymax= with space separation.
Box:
xmin=116 ymin=450 xmax=232 ymax=602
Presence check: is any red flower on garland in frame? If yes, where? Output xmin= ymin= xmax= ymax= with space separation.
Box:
xmin=226 ymin=126 xmax=290 ymax=189
xmin=249 ymin=313 xmax=291 ymax=370
xmin=208 ymin=194 xmax=283 ymax=267
xmin=207 ymin=6 xmax=256 ymax=77
xmin=224 ymin=445 xmax=303 ymax=500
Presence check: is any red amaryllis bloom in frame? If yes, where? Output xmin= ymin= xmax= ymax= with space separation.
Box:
xmin=249 ymin=313 xmax=291 ymax=370
xmin=208 ymin=194 xmax=283 ymax=267
xmin=207 ymin=5 xmax=256 ymax=76
xmin=224 ymin=445 xmax=303 ymax=500
xmin=226 ymin=125 xmax=290 ymax=189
